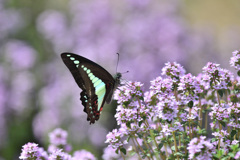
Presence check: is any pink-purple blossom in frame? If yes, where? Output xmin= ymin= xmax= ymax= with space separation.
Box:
xmin=230 ymin=50 xmax=240 ymax=70
xmin=187 ymin=136 xmax=214 ymax=160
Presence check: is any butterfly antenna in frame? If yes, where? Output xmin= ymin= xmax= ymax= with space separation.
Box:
xmin=116 ymin=53 xmax=120 ymax=73
xmin=122 ymin=71 xmax=129 ymax=74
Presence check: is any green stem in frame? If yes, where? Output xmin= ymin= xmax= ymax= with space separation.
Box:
xmin=225 ymin=89 xmax=228 ymax=103
xmin=142 ymin=135 xmax=154 ymax=160
xmin=199 ymin=99 xmax=203 ymax=128
xmin=131 ymin=137 xmax=142 ymax=160
xmin=216 ymin=90 xmax=221 ymax=106
xmin=205 ymin=107 xmax=208 ymax=131
xmin=133 ymin=134 xmax=151 ymax=160
xmin=170 ymin=123 xmax=179 ymax=160
xmin=120 ymin=151 xmax=126 ymax=160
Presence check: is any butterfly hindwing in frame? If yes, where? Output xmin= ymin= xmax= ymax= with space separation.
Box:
xmin=61 ymin=52 xmax=118 ymax=124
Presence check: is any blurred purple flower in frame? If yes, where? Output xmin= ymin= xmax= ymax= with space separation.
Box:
xmin=8 ymin=71 xmax=35 ymax=113
xmin=0 ymin=7 xmax=23 ymax=40
xmin=87 ymin=125 xmax=108 ymax=147
xmin=102 ymin=146 xmax=120 ymax=160
xmin=235 ymin=151 xmax=240 ymax=159
xmin=72 ymin=150 xmax=96 ymax=160
xmin=4 ymin=40 xmax=36 ymax=70
xmin=49 ymin=128 xmax=68 ymax=146
xmin=37 ymin=10 xmax=73 ymax=52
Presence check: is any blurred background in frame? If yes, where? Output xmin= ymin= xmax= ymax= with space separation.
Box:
xmin=0 ymin=0 xmax=240 ymax=159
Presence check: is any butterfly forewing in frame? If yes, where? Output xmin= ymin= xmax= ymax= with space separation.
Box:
xmin=61 ymin=52 xmax=117 ymax=124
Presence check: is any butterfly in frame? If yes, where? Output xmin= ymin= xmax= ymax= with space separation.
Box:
xmin=61 ymin=53 xmax=121 ymax=124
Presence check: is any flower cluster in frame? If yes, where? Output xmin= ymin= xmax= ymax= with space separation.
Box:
xmin=187 ymin=136 xmax=215 ymax=160
xmin=19 ymin=143 xmax=47 ymax=160
xmin=19 ymin=128 xmax=96 ymax=160
xmin=161 ymin=62 xmax=186 ymax=83
xmin=103 ymin=50 xmax=240 ymax=160
xmin=202 ymin=62 xmax=234 ymax=90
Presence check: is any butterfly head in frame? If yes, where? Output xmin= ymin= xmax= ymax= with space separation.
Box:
xmin=114 ymin=72 xmax=122 ymax=86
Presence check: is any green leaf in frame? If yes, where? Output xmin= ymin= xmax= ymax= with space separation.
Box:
xmin=166 ymin=119 xmax=172 ymax=124
xmin=120 ymin=148 xmax=126 ymax=155
xmin=158 ymin=142 xmax=164 ymax=149
xmin=126 ymin=121 xmax=131 ymax=128
xmin=139 ymin=96 xmax=144 ymax=101
xmin=171 ymin=146 xmax=176 ymax=151
xmin=237 ymin=70 xmax=240 ymax=77
xmin=136 ymin=132 xmax=143 ymax=139
xmin=219 ymin=121 xmax=226 ymax=127
xmin=230 ymin=129 xmax=237 ymax=138
xmin=138 ymin=120 xmax=143 ymax=127
xmin=217 ymin=90 xmax=223 ymax=97
xmin=188 ymin=101 xmax=193 ymax=108
xmin=126 ymin=136 xmax=131 ymax=142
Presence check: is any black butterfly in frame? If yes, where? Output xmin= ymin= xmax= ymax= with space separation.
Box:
xmin=61 ymin=53 xmax=121 ymax=124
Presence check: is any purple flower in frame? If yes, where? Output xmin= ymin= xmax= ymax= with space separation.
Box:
xmin=19 ymin=142 xmax=40 ymax=160
xmin=230 ymin=50 xmax=240 ymax=70
xmin=150 ymin=76 xmax=174 ymax=96
xmin=178 ymin=73 xmax=202 ymax=103
xmin=226 ymin=102 xmax=240 ymax=128
xmin=156 ymin=95 xmax=178 ymax=122
xmin=49 ymin=128 xmax=68 ymax=146
xmin=196 ymin=73 xmax=210 ymax=90
xmin=171 ymin=122 xmax=184 ymax=132
xmin=231 ymin=140 xmax=239 ymax=145
xmin=49 ymin=149 xmax=72 ymax=160
xmin=161 ymin=124 xmax=172 ymax=137
xmin=72 ymin=150 xmax=96 ymax=160
xmin=185 ymin=106 xmax=200 ymax=120
xmin=161 ymin=62 xmax=186 ymax=82
xmin=105 ymin=128 xmax=128 ymax=149
xmin=38 ymin=147 xmax=48 ymax=159
xmin=102 ymin=146 xmax=120 ymax=160
xmin=202 ymin=62 xmax=234 ymax=90
xmin=212 ymin=130 xmax=229 ymax=139
xmin=187 ymin=136 xmax=214 ymax=160
xmin=235 ymin=151 xmax=240 ymax=159
xmin=114 ymin=81 xmax=144 ymax=104
xmin=209 ymin=103 xmax=230 ymax=122
xmin=115 ymin=105 xmax=138 ymax=125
